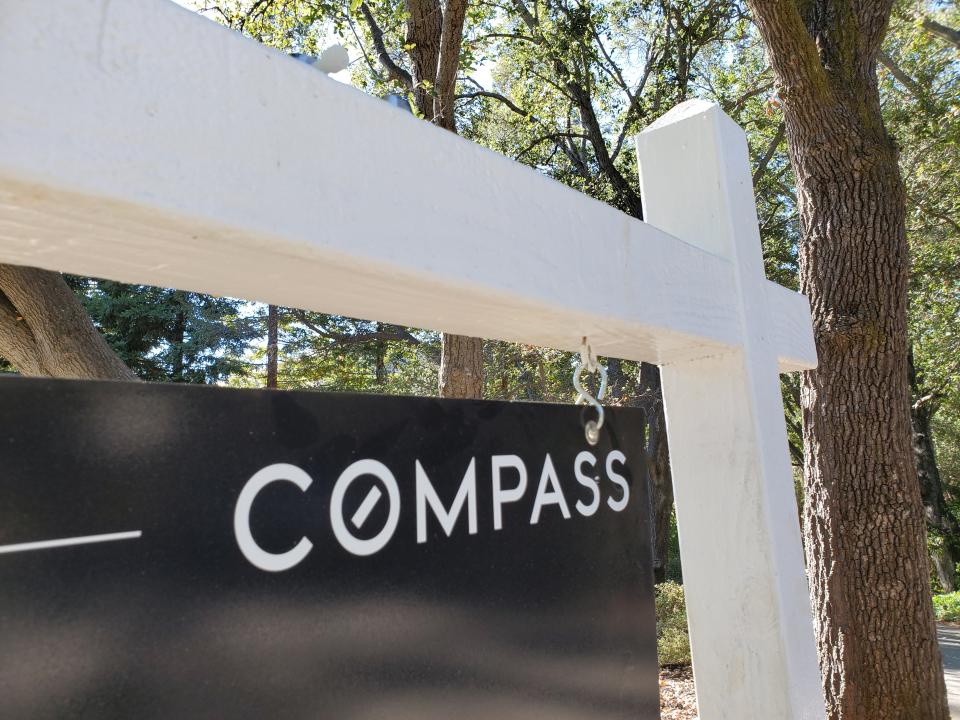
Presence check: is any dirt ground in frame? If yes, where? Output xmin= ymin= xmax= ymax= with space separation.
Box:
xmin=659 ymin=667 xmax=698 ymax=720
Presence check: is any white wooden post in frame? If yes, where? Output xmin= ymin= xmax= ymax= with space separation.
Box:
xmin=636 ymin=100 xmax=825 ymax=719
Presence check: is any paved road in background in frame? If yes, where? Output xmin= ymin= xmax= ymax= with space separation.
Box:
xmin=939 ymin=624 xmax=960 ymax=718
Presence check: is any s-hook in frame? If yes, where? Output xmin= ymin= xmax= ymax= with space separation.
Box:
xmin=573 ymin=337 xmax=607 ymax=445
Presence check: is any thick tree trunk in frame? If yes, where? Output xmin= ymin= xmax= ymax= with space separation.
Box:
xmin=439 ymin=333 xmax=483 ymax=399
xmin=405 ymin=0 xmax=442 ymax=121
xmin=748 ymin=3 xmax=947 ymax=718
xmin=0 ymin=264 xmax=135 ymax=380
xmin=266 ymin=304 xmax=279 ymax=389
xmin=797 ymin=137 xmax=942 ymax=719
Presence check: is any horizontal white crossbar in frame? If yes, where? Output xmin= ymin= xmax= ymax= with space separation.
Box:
xmin=0 ymin=0 xmax=815 ymax=370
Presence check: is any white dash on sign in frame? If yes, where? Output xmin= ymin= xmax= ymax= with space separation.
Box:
xmin=351 ymin=487 xmax=382 ymax=529
xmin=0 ymin=530 xmax=143 ymax=555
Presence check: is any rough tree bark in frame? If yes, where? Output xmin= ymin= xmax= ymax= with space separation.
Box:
xmin=746 ymin=2 xmax=947 ymax=718
xmin=438 ymin=332 xmax=483 ymax=398
xmin=0 ymin=264 xmax=135 ymax=380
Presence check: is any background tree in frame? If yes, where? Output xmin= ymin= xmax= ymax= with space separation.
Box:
xmin=456 ymin=0 xmax=768 ymax=587
xmin=235 ymin=309 xmax=439 ymax=394
xmin=358 ymin=0 xmax=484 ymax=398
xmin=196 ymin=0 xmax=483 ymax=398
xmin=70 ymin=279 xmax=257 ymax=383
xmin=880 ymin=0 xmax=960 ymax=591
xmin=745 ymin=1 xmax=947 ymax=717
xmin=266 ymin=305 xmax=280 ymax=388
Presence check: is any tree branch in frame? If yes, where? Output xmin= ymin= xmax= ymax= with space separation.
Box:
xmin=746 ymin=1 xmax=831 ymax=108
xmin=609 ymin=42 xmax=660 ymax=162
xmin=728 ymin=80 xmax=775 ymax=115
xmin=457 ymin=90 xmax=535 ymax=119
xmin=878 ymin=50 xmax=925 ymax=100
xmin=753 ymin=121 xmax=786 ymax=186
xmin=908 ymin=193 xmax=960 ymax=235
xmin=564 ymin=79 xmax=644 ymax=218
xmin=515 ymin=132 xmax=589 ymax=162
xmin=291 ymin=310 xmax=420 ymax=346
xmin=471 ymin=32 xmax=539 ymax=44
xmin=510 ymin=0 xmax=539 ymax=35
xmin=237 ymin=0 xmax=270 ymax=32
xmin=346 ymin=15 xmax=381 ymax=79
xmin=921 ymin=16 xmax=960 ymax=50
xmin=360 ymin=2 xmax=413 ymax=89
xmin=591 ymin=28 xmax=631 ymax=96
xmin=435 ymin=0 xmax=469 ymax=130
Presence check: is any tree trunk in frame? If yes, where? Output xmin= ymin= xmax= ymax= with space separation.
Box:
xmin=439 ymin=333 xmax=483 ymax=399
xmin=911 ymin=354 xmax=960 ymax=591
xmin=401 ymin=0 xmax=481 ymax=400
xmin=932 ymin=545 xmax=958 ymax=594
xmin=611 ymin=358 xmax=676 ymax=583
xmin=747 ymin=3 xmax=947 ymax=718
xmin=797 ymin=146 xmax=942 ymax=718
xmin=170 ymin=296 xmax=186 ymax=382
xmin=374 ymin=321 xmax=386 ymax=387
xmin=0 ymin=264 xmax=135 ymax=380
xmin=638 ymin=361 xmax=674 ymax=584
xmin=405 ymin=0 xmax=442 ymax=121
xmin=914 ymin=403 xmax=960 ymax=591
xmin=266 ymin=304 xmax=279 ymax=389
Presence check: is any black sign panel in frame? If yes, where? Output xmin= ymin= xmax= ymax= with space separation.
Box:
xmin=0 ymin=377 xmax=657 ymax=719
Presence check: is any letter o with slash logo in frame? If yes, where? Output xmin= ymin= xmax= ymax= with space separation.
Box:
xmin=234 ymin=460 xmax=401 ymax=571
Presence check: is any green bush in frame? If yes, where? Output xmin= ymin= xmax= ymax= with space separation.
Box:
xmin=655 ymin=581 xmax=691 ymax=666
xmin=933 ymin=591 xmax=960 ymax=622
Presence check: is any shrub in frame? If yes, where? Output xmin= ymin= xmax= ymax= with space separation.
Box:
xmin=933 ymin=591 xmax=960 ymax=623
xmin=656 ymin=581 xmax=691 ymax=666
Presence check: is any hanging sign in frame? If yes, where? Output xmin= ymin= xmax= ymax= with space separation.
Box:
xmin=0 ymin=377 xmax=658 ymax=719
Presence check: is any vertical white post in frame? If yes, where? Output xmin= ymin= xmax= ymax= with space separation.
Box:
xmin=636 ymin=100 xmax=825 ymax=719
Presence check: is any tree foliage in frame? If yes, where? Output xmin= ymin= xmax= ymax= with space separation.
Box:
xmin=70 ymin=279 xmax=258 ymax=383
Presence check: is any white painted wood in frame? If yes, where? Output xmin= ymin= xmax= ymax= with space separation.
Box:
xmin=766 ymin=283 xmax=818 ymax=373
xmin=637 ymin=100 xmax=825 ymax=719
xmin=0 ymin=0 xmax=815 ymax=370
